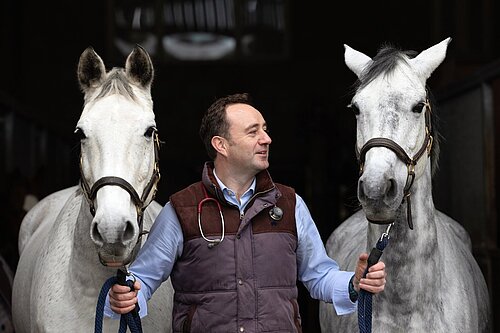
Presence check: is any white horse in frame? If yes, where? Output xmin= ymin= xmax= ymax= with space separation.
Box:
xmin=12 ymin=46 xmax=173 ymax=332
xmin=319 ymin=38 xmax=491 ymax=332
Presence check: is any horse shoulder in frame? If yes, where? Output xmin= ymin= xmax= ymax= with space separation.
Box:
xmin=18 ymin=186 xmax=79 ymax=254
xmin=320 ymin=211 xmax=367 ymax=333
xmin=325 ymin=210 xmax=367 ymax=269
xmin=12 ymin=188 xmax=82 ymax=333
xmin=435 ymin=211 xmax=491 ymax=331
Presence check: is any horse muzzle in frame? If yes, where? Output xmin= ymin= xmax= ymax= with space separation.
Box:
xmin=358 ymin=172 xmax=403 ymax=218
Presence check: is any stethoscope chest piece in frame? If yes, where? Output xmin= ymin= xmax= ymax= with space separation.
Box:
xmin=269 ymin=206 xmax=283 ymax=221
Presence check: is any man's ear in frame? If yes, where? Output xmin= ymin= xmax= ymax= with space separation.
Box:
xmin=211 ymin=136 xmax=228 ymax=156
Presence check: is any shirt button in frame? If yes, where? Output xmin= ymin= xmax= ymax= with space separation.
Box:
xmin=238 ymin=279 xmax=243 ymax=285
xmin=239 ymin=327 xmax=245 ymax=332
xmin=236 ymin=234 xmax=241 ymax=239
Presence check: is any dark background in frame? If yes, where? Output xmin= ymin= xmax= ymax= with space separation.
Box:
xmin=1 ymin=0 xmax=499 ymax=332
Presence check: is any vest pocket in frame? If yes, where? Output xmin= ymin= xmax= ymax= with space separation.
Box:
xmin=182 ymin=304 xmax=198 ymax=333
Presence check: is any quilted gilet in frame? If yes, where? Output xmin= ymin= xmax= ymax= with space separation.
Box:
xmin=169 ymin=162 xmax=301 ymax=333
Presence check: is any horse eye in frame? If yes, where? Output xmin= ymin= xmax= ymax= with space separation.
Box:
xmin=347 ymin=103 xmax=360 ymax=116
xmin=74 ymin=127 xmax=86 ymax=140
xmin=144 ymin=126 xmax=157 ymax=138
xmin=412 ymin=102 xmax=425 ymax=113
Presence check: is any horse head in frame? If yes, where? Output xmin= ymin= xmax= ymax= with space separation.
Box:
xmin=344 ymin=38 xmax=450 ymax=227
xmin=76 ymin=46 xmax=160 ymax=267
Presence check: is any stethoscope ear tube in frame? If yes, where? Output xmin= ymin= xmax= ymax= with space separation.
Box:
xmin=198 ymin=184 xmax=225 ymax=248
xmin=198 ymin=197 xmax=225 ymax=248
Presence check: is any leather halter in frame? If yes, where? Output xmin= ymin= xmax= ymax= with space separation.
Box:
xmin=79 ymin=131 xmax=161 ymax=244
xmin=356 ymin=100 xmax=433 ymax=230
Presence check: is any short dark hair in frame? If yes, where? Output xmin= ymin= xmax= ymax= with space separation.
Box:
xmin=199 ymin=93 xmax=253 ymax=160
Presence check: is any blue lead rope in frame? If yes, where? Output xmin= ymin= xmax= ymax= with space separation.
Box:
xmin=95 ymin=270 xmax=143 ymax=333
xmin=358 ymin=225 xmax=392 ymax=333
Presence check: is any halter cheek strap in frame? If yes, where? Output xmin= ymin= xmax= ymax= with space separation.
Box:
xmin=356 ymin=100 xmax=433 ymax=230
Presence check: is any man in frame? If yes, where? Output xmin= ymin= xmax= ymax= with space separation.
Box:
xmin=107 ymin=93 xmax=386 ymax=332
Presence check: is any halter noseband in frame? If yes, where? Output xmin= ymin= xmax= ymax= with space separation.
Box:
xmin=356 ymin=99 xmax=433 ymax=230
xmin=79 ymin=131 xmax=161 ymax=262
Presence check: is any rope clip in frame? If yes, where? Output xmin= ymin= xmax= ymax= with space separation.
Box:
xmin=379 ymin=223 xmax=394 ymax=242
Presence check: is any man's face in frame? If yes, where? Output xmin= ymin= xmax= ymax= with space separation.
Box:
xmin=224 ymin=103 xmax=272 ymax=174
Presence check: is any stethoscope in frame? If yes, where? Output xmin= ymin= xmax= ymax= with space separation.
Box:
xmin=197 ymin=184 xmax=284 ymax=248
xmin=198 ymin=184 xmax=225 ymax=248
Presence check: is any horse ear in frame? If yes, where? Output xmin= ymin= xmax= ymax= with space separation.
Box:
xmin=125 ymin=45 xmax=154 ymax=89
xmin=77 ymin=47 xmax=106 ymax=92
xmin=409 ymin=37 xmax=452 ymax=80
xmin=344 ymin=44 xmax=372 ymax=78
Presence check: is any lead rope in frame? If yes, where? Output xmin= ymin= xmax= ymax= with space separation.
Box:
xmin=95 ymin=269 xmax=143 ymax=333
xmin=358 ymin=224 xmax=392 ymax=333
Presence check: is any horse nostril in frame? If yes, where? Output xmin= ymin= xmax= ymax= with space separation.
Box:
xmin=91 ymin=222 xmax=103 ymax=246
xmin=386 ymin=178 xmax=397 ymax=199
xmin=122 ymin=220 xmax=135 ymax=243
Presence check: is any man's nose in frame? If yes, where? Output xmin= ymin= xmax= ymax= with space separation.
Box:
xmin=260 ymin=131 xmax=272 ymax=144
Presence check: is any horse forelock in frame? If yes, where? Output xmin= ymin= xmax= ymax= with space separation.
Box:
xmin=353 ymin=44 xmax=441 ymax=177
xmin=84 ymin=68 xmax=152 ymax=108
xmin=356 ymin=45 xmax=418 ymax=91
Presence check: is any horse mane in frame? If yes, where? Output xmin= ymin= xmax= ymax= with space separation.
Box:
xmin=352 ymin=44 xmax=441 ymax=176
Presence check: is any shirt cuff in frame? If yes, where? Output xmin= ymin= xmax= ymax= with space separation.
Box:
xmin=332 ymin=272 xmax=357 ymax=315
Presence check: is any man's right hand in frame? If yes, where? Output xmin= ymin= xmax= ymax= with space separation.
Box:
xmin=109 ymin=280 xmax=141 ymax=314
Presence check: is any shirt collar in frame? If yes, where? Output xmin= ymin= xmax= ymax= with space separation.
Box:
xmin=213 ymin=168 xmax=256 ymax=205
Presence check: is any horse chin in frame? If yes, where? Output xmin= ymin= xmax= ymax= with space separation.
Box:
xmin=98 ymin=253 xmax=133 ymax=267
xmin=366 ymin=217 xmax=395 ymax=225
xmin=361 ymin=203 xmax=398 ymax=224
xmin=97 ymin=245 xmax=134 ymax=267
xmin=101 ymin=260 xmax=127 ymax=268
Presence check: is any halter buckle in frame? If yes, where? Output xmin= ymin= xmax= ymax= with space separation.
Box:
xmin=427 ymin=133 xmax=433 ymax=156
xmin=154 ymin=132 xmax=160 ymax=146
xmin=407 ymin=162 xmax=415 ymax=176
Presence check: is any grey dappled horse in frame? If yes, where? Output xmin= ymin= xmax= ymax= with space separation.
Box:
xmin=319 ymin=38 xmax=491 ymax=332
xmin=12 ymin=46 xmax=173 ymax=332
